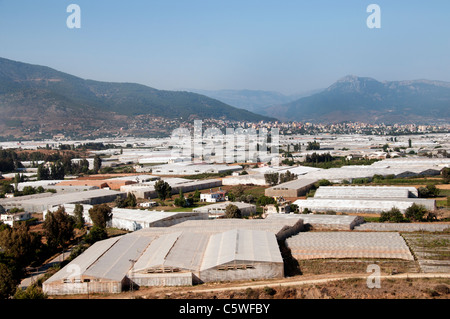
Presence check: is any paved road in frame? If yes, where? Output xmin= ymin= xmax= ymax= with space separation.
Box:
xmin=19 ymin=249 xmax=72 ymax=289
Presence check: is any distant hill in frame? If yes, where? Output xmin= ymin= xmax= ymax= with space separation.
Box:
xmin=263 ymin=75 xmax=450 ymax=124
xmin=0 ymin=57 xmax=275 ymax=139
xmin=187 ymin=88 xmax=322 ymax=115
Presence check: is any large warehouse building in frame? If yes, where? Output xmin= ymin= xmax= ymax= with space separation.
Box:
xmin=43 ymin=227 xmax=284 ymax=295
xmin=0 ymin=189 xmax=126 ymax=213
xmin=294 ymin=185 xmax=436 ymax=214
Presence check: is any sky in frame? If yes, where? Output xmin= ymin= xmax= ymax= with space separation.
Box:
xmin=0 ymin=0 xmax=450 ymax=95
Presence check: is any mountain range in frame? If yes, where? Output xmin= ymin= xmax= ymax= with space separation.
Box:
xmin=0 ymin=57 xmax=274 ymax=139
xmin=260 ymin=75 xmax=450 ymax=124
xmin=1 ymin=57 xmax=449 ymax=140
xmin=185 ymin=88 xmax=323 ymax=114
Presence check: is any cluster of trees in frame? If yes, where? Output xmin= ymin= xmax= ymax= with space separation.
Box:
xmin=418 ymin=184 xmax=440 ymax=198
xmin=304 ymin=152 xmax=334 ymax=164
xmin=115 ymin=193 xmax=137 ymax=208
xmin=60 ymin=142 xmax=119 ymax=151
xmin=173 ymin=190 xmax=194 ymax=207
xmin=0 ymin=202 xmax=113 ymax=299
xmin=264 ymin=170 xmax=297 ymax=186
xmin=306 ymin=141 xmax=320 ymax=151
xmin=1 ymin=148 xmax=106 ymax=181
xmin=380 ymin=203 xmax=434 ymax=223
xmin=36 ymin=155 xmax=102 ymax=180
xmin=0 ymin=149 xmax=21 ymax=173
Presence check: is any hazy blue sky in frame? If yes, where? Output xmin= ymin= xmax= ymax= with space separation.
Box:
xmin=1 ymin=0 xmax=449 ymax=94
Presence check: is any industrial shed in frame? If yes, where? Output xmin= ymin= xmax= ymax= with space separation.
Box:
xmin=60 ymin=204 xmax=208 ymax=231
xmin=120 ymin=178 xmax=222 ymax=199
xmin=1 ymin=189 xmax=126 ymax=214
xmin=313 ymin=186 xmax=419 ymax=199
xmin=265 ymin=213 xmax=365 ymax=230
xmin=286 ymin=232 xmax=414 ymax=261
xmin=43 ymin=227 xmax=284 ymax=295
xmin=293 ymin=185 xmax=435 ymax=214
xmin=150 ymin=163 xmax=241 ymax=175
xmin=265 ymin=178 xmax=318 ymax=198
xmin=293 ymin=198 xmax=436 ymax=214
xmin=199 ymin=229 xmax=284 ymax=283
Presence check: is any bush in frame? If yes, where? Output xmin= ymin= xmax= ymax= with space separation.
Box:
xmin=380 ymin=207 xmax=405 ymax=223
xmin=353 ymin=178 xmax=369 ymax=184
xmin=224 ymin=204 xmax=242 ymax=219
xmin=14 ymin=284 xmax=47 ymax=299
xmin=263 ymin=286 xmax=277 ymax=296
xmin=405 ymin=203 xmax=428 ymax=222
xmin=418 ymin=185 xmax=440 ymax=198
xmin=316 ymin=179 xmax=332 ymax=187
xmin=256 ymin=195 xmax=276 ymax=206
xmin=84 ymin=226 xmax=108 ymax=244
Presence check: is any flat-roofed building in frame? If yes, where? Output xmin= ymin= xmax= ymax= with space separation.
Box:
xmin=265 ymin=178 xmax=318 ymax=198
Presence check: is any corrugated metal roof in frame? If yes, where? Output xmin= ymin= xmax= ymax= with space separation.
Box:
xmin=44 ymin=237 xmax=120 ymax=284
xmin=164 ymin=232 xmax=210 ymax=271
xmin=200 ymin=229 xmax=282 ymax=271
xmin=83 ymin=233 xmax=154 ymax=281
xmin=133 ymin=232 xmax=181 ymax=272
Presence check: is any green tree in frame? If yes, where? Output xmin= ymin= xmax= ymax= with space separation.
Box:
xmin=279 ymin=170 xmax=297 ymax=183
xmin=224 ymin=204 xmax=242 ymax=219
xmin=306 ymin=141 xmax=320 ymax=151
xmin=50 ymin=161 xmax=65 ymax=180
xmin=37 ymin=164 xmax=50 ymax=180
xmin=88 ymin=204 xmax=112 ymax=229
xmin=264 ymin=172 xmax=279 ymax=186
xmin=193 ymin=189 xmax=201 ymax=202
xmin=116 ymin=193 xmax=137 ymax=208
xmin=73 ymin=204 xmax=85 ymax=229
xmin=418 ymin=185 xmax=440 ymax=198
xmin=0 ymin=223 xmax=42 ymax=268
xmin=154 ymin=180 xmax=172 ymax=201
xmin=0 ymin=262 xmax=17 ymax=299
xmin=256 ymin=195 xmax=276 ymax=207
xmin=442 ymin=167 xmax=450 ymax=184
xmin=13 ymin=284 xmax=47 ymax=299
xmin=316 ymin=179 xmax=332 ymax=187
xmin=84 ymin=226 xmax=108 ymax=244
xmin=404 ymin=203 xmax=427 ymax=222
xmin=380 ymin=207 xmax=405 ymax=223
xmin=174 ymin=190 xmax=186 ymax=207
xmin=93 ymin=155 xmax=102 ymax=174
xmin=43 ymin=207 xmax=75 ymax=250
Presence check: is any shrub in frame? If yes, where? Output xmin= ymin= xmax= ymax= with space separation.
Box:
xmin=224 ymin=204 xmax=242 ymax=219
xmin=405 ymin=203 xmax=428 ymax=222
xmin=316 ymin=179 xmax=331 ymax=187
xmin=380 ymin=207 xmax=405 ymax=223
xmin=84 ymin=226 xmax=108 ymax=244
xmin=263 ymin=286 xmax=277 ymax=296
